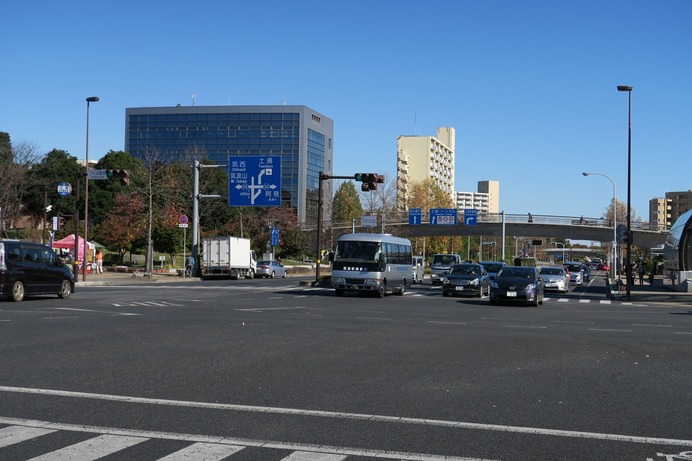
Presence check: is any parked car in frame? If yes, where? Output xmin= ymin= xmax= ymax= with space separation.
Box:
xmin=538 ymin=266 xmax=570 ymax=293
xmin=564 ymin=261 xmax=587 ymax=285
xmin=480 ymin=261 xmax=507 ymax=279
xmin=489 ymin=266 xmax=544 ymax=307
xmin=0 ymin=239 xmax=75 ymax=302
xmin=442 ymin=263 xmax=490 ymax=297
xmin=255 ymin=260 xmax=287 ymax=278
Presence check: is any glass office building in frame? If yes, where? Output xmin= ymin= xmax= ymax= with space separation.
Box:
xmin=125 ymin=105 xmax=333 ymax=224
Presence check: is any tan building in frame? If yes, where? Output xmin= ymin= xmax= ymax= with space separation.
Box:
xmin=396 ymin=127 xmax=455 ymax=209
xmin=651 ymin=190 xmax=692 ymax=230
xmin=456 ymin=181 xmax=500 ymax=214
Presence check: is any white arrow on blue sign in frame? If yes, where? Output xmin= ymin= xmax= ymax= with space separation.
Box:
xmin=463 ymin=208 xmax=478 ymax=226
xmin=228 ymin=155 xmax=282 ymax=207
xmin=408 ymin=208 xmax=422 ymax=225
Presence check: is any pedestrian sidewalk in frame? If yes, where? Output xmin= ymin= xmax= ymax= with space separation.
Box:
xmin=607 ymin=276 xmax=692 ymax=305
xmin=75 ymin=270 xmax=198 ymax=287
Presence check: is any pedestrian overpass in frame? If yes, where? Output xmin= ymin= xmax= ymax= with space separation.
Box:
xmin=367 ymin=212 xmax=668 ymax=249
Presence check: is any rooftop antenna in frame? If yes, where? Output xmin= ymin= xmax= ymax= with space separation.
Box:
xmin=282 ymin=94 xmax=286 ymax=106
xmin=192 ymin=92 xmax=196 ymax=106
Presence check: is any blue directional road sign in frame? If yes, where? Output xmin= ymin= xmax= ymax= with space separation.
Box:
xmin=463 ymin=208 xmax=478 ymax=226
xmin=429 ymin=208 xmax=458 ymax=225
xmin=228 ymin=156 xmax=281 ymax=207
xmin=409 ymin=208 xmax=422 ymax=225
xmin=270 ymin=227 xmax=279 ymax=247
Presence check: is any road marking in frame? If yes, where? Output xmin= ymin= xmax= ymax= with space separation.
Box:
xmin=588 ymin=328 xmax=632 ymax=333
xmin=0 ymin=417 xmax=494 ymax=461
xmin=578 ymin=299 xmax=591 ymax=303
xmin=158 ymin=442 xmax=245 ymax=460
xmin=27 ymin=434 xmax=146 ymax=460
xmin=281 ymin=451 xmax=347 ymax=460
xmin=631 ymin=324 xmax=673 ymax=328
xmin=675 ymin=331 xmax=692 ymax=335
xmin=4 ymin=386 xmax=692 ymax=449
xmin=355 ymin=317 xmax=391 ymax=321
xmin=0 ymin=425 xmax=56 ymax=448
xmin=504 ymin=325 xmax=547 ymax=329
xmin=428 ymin=321 xmax=467 ymax=326
xmin=52 ymin=308 xmax=140 ymax=316
xmin=235 ymin=306 xmax=309 ymax=312
xmin=554 ymin=320 xmax=594 ymax=325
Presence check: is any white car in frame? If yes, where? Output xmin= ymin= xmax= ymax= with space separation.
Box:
xmin=256 ymin=260 xmax=287 ymax=278
xmin=539 ymin=266 xmax=570 ymax=293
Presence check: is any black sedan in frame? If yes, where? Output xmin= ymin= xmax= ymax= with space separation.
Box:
xmin=441 ymin=263 xmax=490 ymax=297
xmin=489 ymin=266 xmax=544 ymax=306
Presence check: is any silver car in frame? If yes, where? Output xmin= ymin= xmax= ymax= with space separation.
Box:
xmin=539 ymin=266 xmax=570 ymax=293
xmin=256 ymin=260 xmax=288 ymax=278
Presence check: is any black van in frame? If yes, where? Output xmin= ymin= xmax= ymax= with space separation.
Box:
xmin=0 ymin=240 xmax=75 ymax=302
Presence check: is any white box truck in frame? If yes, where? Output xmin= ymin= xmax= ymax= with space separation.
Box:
xmin=200 ymin=236 xmax=256 ymax=280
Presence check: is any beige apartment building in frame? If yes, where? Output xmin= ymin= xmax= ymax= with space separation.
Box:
xmin=456 ymin=180 xmax=500 ymax=213
xmin=396 ymin=127 xmax=455 ymax=209
xmin=650 ymin=190 xmax=692 ymax=230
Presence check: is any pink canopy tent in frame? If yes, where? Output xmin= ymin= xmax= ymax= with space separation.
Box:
xmin=52 ymin=234 xmax=95 ymax=262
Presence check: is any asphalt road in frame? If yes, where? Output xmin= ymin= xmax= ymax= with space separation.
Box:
xmin=1 ymin=275 xmax=691 ymax=461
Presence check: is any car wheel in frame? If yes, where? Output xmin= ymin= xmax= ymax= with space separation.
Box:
xmin=246 ymin=269 xmax=255 ymax=279
xmin=12 ymin=281 xmax=25 ymax=302
xmin=270 ymin=271 xmax=275 ymax=279
xmin=58 ymin=280 xmax=72 ymax=299
xmin=376 ymin=283 xmax=385 ymax=298
xmin=397 ymin=279 xmax=406 ymax=296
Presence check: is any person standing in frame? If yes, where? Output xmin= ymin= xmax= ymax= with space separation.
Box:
xmin=637 ymin=262 xmax=645 ymax=285
xmin=95 ymin=250 xmax=104 ymax=274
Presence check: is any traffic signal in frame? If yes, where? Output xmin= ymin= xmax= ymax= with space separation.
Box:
xmin=105 ymin=169 xmax=131 ymax=185
xmin=354 ymin=173 xmax=385 ymax=191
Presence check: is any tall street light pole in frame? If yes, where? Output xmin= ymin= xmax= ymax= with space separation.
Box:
xmin=617 ymin=85 xmax=632 ymax=300
xmin=82 ymin=96 xmax=99 ymax=281
xmin=582 ymin=172 xmax=617 ymax=281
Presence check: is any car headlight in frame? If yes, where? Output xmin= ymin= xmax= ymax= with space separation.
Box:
xmin=526 ymin=284 xmax=536 ymax=292
xmin=331 ymin=277 xmax=345 ymax=284
xmin=442 ymin=277 xmax=450 ymax=284
xmin=469 ymin=278 xmax=479 ymax=286
xmin=363 ymin=279 xmax=380 ymax=286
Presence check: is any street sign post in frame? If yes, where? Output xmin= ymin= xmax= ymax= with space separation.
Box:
xmin=429 ymin=208 xmax=457 ymax=225
xmin=228 ymin=156 xmax=281 ymax=207
xmin=409 ymin=208 xmax=422 ymax=225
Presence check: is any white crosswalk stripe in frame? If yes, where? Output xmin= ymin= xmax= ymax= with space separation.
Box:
xmin=158 ymin=442 xmax=245 ymax=460
xmin=0 ymin=425 xmax=56 ymax=448
xmin=281 ymin=451 xmax=348 ymax=460
xmin=27 ymin=434 xmax=146 ymax=460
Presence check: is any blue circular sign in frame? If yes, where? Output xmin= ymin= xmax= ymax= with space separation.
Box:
xmin=57 ymin=182 xmax=72 ymax=197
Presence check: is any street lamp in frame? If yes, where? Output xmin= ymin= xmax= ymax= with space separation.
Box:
xmin=617 ymin=85 xmax=632 ymax=300
xmin=582 ymin=172 xmax=617 ymax=280
xmin=82 ymin=96 xmax=99 ymax=281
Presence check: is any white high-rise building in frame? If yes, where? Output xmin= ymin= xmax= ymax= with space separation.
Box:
xmin=396 ymin=127 xmax=455 ymax=209
xmin=456 ymin=180 xmax=500 ymax=214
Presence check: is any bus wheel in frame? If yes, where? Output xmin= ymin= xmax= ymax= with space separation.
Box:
xmin=376 ymin=283 xmax=385 ymax=298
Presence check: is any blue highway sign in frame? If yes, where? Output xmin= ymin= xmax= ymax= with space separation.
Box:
xmin=409 ymin=208 xmax=422 ymax=225
xmin=463 ymin=208 xmax=478 ymax=226
xmin=429 ymin=208 xmax=458 ymax=225
xmin=228 ymin=155 xmax=281 ymax=207
xmin=270 ymin=227 xmax=279 ymax=246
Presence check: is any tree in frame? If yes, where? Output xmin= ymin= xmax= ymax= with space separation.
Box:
xmin=95 ymin=193 xmax=146 ymax=261
xmin=331 ymin=181 xmax=363 ymax=226
xmin=0 ymin=134 xmax=41 ymax=235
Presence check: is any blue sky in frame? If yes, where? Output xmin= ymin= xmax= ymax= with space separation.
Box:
xmin=2 ymin=0 xmax=690 ymax=221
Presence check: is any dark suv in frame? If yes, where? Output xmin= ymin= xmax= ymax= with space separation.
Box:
xmin=0 ymin=240 xmax=75 ymax=302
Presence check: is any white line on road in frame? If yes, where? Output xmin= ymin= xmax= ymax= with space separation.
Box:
xmin=355 ymin=317 xmax=391 ymax=321
xmin=0 ymin=417 xmax=494 ymax=461
xmin=588 ymin=328 xmax=632 ymax=333
xmin=235 ymin=306 xmax=309 ymax=312
xmin=2 ymin=386 xmax=692 ymax=448
xmin=504 ymin=325 xmax=547 ymax=329
xmin=428 ymin=321 xmax=467 ymax=326
xmin=51 ymin=308 xmax=140 ymax=316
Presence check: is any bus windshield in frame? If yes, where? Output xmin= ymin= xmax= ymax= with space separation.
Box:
xmin=334 ymin=241 xmax=380 ymax=262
